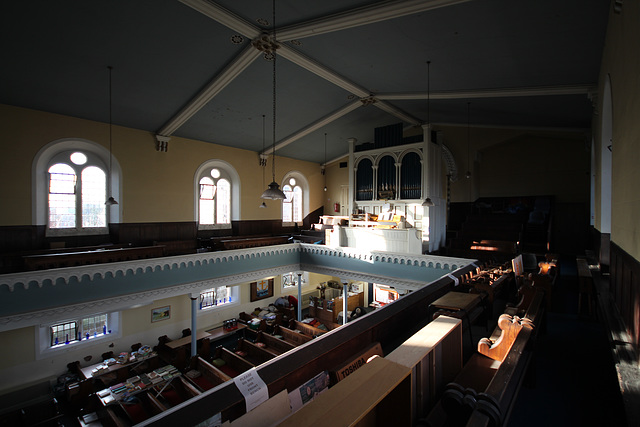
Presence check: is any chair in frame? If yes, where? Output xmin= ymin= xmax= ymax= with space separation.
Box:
xmin=181 ymin=328 xmax=191 ymax=338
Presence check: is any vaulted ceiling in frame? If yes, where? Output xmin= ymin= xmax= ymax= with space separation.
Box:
xmin=0 ymin=0 xmax=609 ymax=164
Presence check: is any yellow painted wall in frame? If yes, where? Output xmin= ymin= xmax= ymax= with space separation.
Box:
xmin=0 ymin=104 xmax=323 ymax=226
xmin=323 ymin=160 xmax=349 ymax=215
xmin=596 ymin=2 xmax=640 ymax=259
xmin=436 ymin=125 xmax=588 ymax=204
xmin=477 ymin=134 xmax=589 ymax=203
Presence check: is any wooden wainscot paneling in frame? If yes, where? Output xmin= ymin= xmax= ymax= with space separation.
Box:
xmin=329 ymin=342 xmax=383 ymax=384
xmin=611 ymin=242 xmax=640 ymax=348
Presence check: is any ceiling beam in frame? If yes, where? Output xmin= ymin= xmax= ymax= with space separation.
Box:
xmin=374 ymin=100 xmax=423 ymax=126
xmin=157 ymin=45 xmax=260 ymax=136
xmin=376 ymin=84 xmax=596 ymax=101
xmin=277 ymin=44 xmax=370 ymax=97
xmin=262 ymin=100 xmax=363 ymax=156
xmin=178 ymin=0 xmax=261 ymax=38
xmin=277 ymin=0 xmax=473 ymax=41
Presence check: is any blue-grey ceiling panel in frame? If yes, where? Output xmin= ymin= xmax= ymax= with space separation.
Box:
xmin=0 ymin=0 xmax=609 ymax=164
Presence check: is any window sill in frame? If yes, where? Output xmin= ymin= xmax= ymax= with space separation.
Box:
xmin=198 ymin=224 xmax=232 ymax=231
xmin=45 ymin=227 xmax=109 ymax=238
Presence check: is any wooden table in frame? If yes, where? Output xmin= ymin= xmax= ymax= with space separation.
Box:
xmin=96 ymin=365 xmax=181 ymax=406
xmin=205 ymin=324 xmax=247 ymax=343
xmin=430 ymin=292 xmax=482 ymax=313
xmin=165 ymin=331 xmax=212 ymax=350
xmin=80 ymin=353 xmax=158 ymax=381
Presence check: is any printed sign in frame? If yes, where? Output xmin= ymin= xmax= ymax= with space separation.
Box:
xmin=234 ymin=368 xmax=269 ymax=412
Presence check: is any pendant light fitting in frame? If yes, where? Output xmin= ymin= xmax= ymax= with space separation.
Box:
xmin=105 ymin=66 xmax=118 ymax=206
xmin=261 ymin=0 xmax=286 ymax=200
xmin=465 ymin=101 xmax=472 ymax=179
xmin=422 ymin=60 xmax=434 ymax=207
xmin=259 ymin=114 xmax=267 ymax=208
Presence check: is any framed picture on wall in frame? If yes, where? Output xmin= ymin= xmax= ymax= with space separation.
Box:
xmin=250 ymin=278 xmax=274 ymax=302
xmin=151 ymin=305 xmax=171 ymax=323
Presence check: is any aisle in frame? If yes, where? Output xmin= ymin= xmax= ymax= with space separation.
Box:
xmin=507 ymin=256 xmax=625 ymax=427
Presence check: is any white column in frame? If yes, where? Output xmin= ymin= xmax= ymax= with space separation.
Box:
xmin=343 ymin=283 xmax=349 ymax=325
xmin=372 ymin=165 xmax=379 ymax=201
xmin=297 ymin=273 xmax=302 ymax=320
xmin=190 ymin=293 xmax=198 ymax=358
xmin=348 ymin=138 xmax=356 ymax=215
xmin=422 ymin=125 xmax=431 ymax=253
xmin=394 ymin=162 xmax=402 ymax=200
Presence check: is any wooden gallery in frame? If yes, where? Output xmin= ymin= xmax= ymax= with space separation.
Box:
xmin=0 ymin=1 xmax=639 ymax=426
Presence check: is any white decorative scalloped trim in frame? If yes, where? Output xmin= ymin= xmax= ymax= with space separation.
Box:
xmin=0 ymin=244 xmax=302 ymax=291
xmin=0 ymin=243 xmax=475 ymax=328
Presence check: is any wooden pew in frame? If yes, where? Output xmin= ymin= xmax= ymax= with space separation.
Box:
xmin=289 ymin=319 xmax=331 ymax=338
xmin=237 ymin=311 xmax=267 ymax=341
xmin=211 ymin=347 xmax=255 ymax=378
xmin=219 ymin=235 xmax=290 ymax=250
xmin=154 ymin=376 xmax=201 ymax=408
xmin=153 ymin=239 xmax=197 ymax=256
xmin=386 ymin=316 xmax=463 ymax=424
xmin=119 ymin=391 xmax=167 ymax=425
xmin=464 ymin=270 xmax=512 ymax=304
xmin=184 ymin=356 xmax=231 ymax=392
xmin=234 ymin=338 xmax=277 ymax=366
xmin=22 ymin=245 xmax=165 ymax=270
xmin=255 ymin=331 xmax=296 ymax=355
xmin=425 ymin=289 xmax=545 ymax=427
xmin=273 ymin=324 xmax=313 ymax=346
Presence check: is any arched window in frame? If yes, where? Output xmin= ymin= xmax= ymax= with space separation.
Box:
xmin=33 ymin=139 xmax=122 ymax=234
xmin=282 ymin=172 xmax=308 ymax=225
xmin=46 ymin=151 xmax=108 ymax=234
xmin=198 ymin=168 xmax=231 ymax=228
xmin=283 ymin=179 xmax=302 ymax=224
xmin=195 ymin=160 xmax=239 ymax=229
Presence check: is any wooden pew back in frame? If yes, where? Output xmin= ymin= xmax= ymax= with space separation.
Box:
xmin=235 ymin=339 xmax=277 ymax=366
xmin=273 ymin=324 xmax=313 ymax=346
xmin=255 ymin=331 xmax=296 ymax=355
xmin=186 ymin=356 xmax=231 ymax=391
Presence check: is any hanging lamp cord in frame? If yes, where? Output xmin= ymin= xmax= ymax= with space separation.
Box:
xmin=467 ymin=102 xmax=471 ymax=166
xmin=108 ymin=66 xmax=113 ymax=175
xmin=427 ymin=61 xmax=430 ymax=126
xmin=262 ymin=114 xmax=266 ymax=186
xmin=271 ymin=0 xmax=277 ymax=182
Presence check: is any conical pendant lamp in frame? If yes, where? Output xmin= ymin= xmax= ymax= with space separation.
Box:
xmin=105 ymin=66 xmax=118 ymax=206
xmin=422 ymin=60 xmax=434 ymax=207
xmin=261 ymin=0 xmax=286 ymax=200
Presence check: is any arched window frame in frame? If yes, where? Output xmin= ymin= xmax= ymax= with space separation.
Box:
xmin=398 ymin=149 xmax=423 ymax=200
xmin=33 ymin=139 xmax=121 ymax=236
xmin=355 ymin=156 xmax=375 ymax=201
xmin=281 ymin=171 xmax=308 ymax=226
xmin=194 ymin=160 xmax=240 ymax=230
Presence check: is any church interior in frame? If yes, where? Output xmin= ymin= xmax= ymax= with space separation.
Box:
xmin=1 ymin=1 xmax=639 ymax=426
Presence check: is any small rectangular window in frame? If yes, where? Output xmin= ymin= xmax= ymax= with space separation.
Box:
xmin=282 ymin=272 xmax=307 ymax=289
xmin=50 ymin=314 xmax=108 ymax=347
xmin=200 ymin=286 xmax=233 ymax=309
xmin=51 ymin=321 xmax=77 ymax=346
